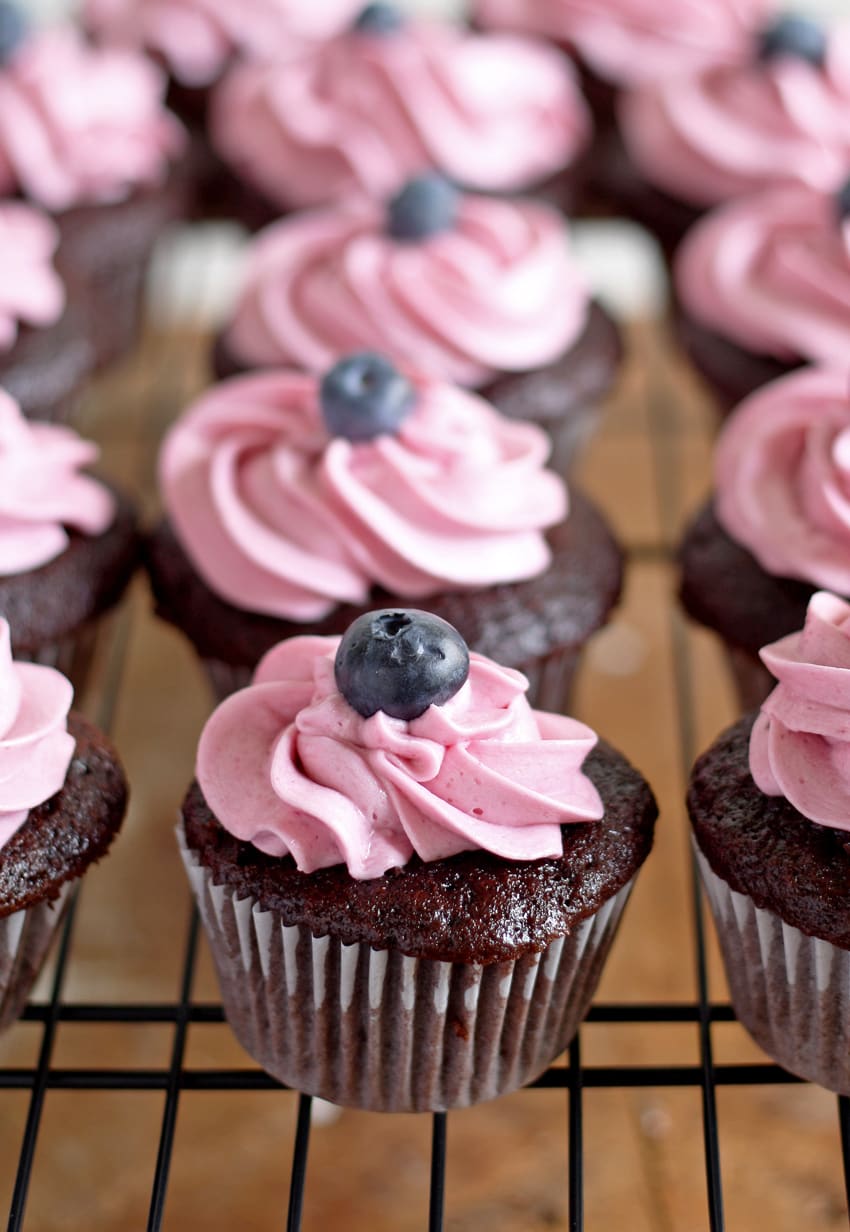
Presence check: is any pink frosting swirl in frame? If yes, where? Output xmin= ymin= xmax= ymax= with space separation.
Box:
xmin=84 ymin=0 xmax=362 ymax=87
xmin=197 ymin=633 xmax=603 ymax=878
xmin=0 ymin=619 xmax=75 ymax=850
xmin=676 ymin=186 xmax=850 ymax=363
xmin=0 ymin=389 xmax=116 ymax=577
xmin=209 ymin=19 xmax=590 ymax=208
xmin=0 ymin=27 xmax=184 ymax=211
xmin=715 ymin=367 xmax=850 ymax=593
xmin=160 ymin=368 xmax=567 ymax=621
xmin=0 ymin=203 xmax=64 ymax=352
xmin=619 ymin=27 xmax=850 ymax=206
xmin=475 ymin=0 xmax=774 ymax=86
xmin=223 ymin=195 xmax=589 ymax=385
xmin=750 ymin=590 xmax=850 ymax=828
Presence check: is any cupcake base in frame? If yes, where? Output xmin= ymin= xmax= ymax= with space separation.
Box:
xmin=0 ymin=310 xmax=93 ymax=424
xmin=696 ymin=848 xmax=850 ymax=1094
xmin=674 ymin=307 xmax=794 ymax=418
xmin=0 ymin=882 xmax=73 ymax=1030
xmin=145 ymin=488 xmax=623 ymax=706
xmin=179 ymin=740 xmax=656 ymax=1111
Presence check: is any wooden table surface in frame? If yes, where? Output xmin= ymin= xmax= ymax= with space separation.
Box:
xmin=0 ymin=316 xmax=846 ymax=1232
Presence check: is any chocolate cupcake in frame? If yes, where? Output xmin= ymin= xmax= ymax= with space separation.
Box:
xmin=689 ymin=591 xmax=850 ymax=1094
xmin=0 ymin=17 xmax=186 ymax=369
xmin=615 ymin=13 xmax=850 ymax=254
xmin=212 ymin=181 xmax=622 ymax=474
xmin=0 ymin=202 xmax=92 ymax=424
xmin=674 ymin=182 xmax=850 ymax=415
xmin=0 ymin=619 xmax=127 ymax=1029
xmin=83 ymin=0 xmax=362 ymax=222
xmin=207 ymin=5 xmax=593 ymax=227
xmin=145 ymin=358 xmax=623 ymax=707
xmin=679 ymin=366 xmax=850 ymax=710
xmin=179 ymin=610 xmax=657 ymax=1111
xmin=0 ymin=390 xmax=139 ymax=691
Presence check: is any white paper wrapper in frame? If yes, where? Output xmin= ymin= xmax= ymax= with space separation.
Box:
xmin=179 ymin=828 xmax=634 ymax=1112
xmin=0 ymin=882 xmax=73 ymax=1031
xmin=696 ymin=846 xmax=850 ymax=1094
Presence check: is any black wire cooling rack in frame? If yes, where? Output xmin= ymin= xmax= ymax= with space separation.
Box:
xmin=2 ymin=313 xmax=850 ymax=1232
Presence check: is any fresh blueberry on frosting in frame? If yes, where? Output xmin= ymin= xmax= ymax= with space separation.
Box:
xmin=387 ymin=174 xmax=459 ymax=242
xmin=758 ymin=14 xmax=827 ymax=68
xmin=335 ymin=609 xmax=470 ymax=721
xmin=837 ymin=178 xmax=850 ymax=222
xmin=353 ymin=3 xmax=405 ymax=35
xmin=320 ymin=353 xmax=416 ymax=442
xmin=0 ymin=1 xmax=27 ymax=65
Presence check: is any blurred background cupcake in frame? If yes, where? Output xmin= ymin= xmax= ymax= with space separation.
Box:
xmin=678 ymin=366 xmax=850 ymax=709
xmin=0 ymin=200 xmax=92 ymax=423
xmin=145 ymin=357 xmax=623 ymax=705
xmin=212 ymin=176 xmax=623 ymax=473
xmin=674 ymin=180 xmax=850 ymax=415
xmin=0 ymin=10 xmax=186 ymax=368
xmin=180 ymin=611 xmax=657 ymax=1110
xmin=207 ymin=2 xmax=593 ymax=227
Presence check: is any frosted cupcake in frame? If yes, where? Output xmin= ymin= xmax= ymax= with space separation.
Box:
xmin=0 ymin=618 xmax=127 ymax=1029
xmin=616 ymin=13 xmax=850 ymax=253
xmin=674 ymin=181 xmax=850 ymax=414
xmin=180 ymin=610 xmax=657 ymax=1111
xmin=213 ymin=178 xmax=622 ymax=473
xmin=679 ymin=366 xmax=850 ymax=710
xmin=145 ymin=356 xmax=623 ymax=705
xmin=0 ymin=390 xmax=138 ymax=690
xmin=0 ymin=201 xmax=92 ymax=424
xmin=0 ymin=15 xmax=185 ymax=367
xmin=689 ymin=590 xmax=850 ymax=1094
xmin=208 ymin=4 xmax=592 ymax=227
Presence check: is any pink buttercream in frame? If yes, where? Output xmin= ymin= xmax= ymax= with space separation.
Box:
xmin=209 ymin=19 xmax=590 ymax=208
xmin=620 ymin=26 xmax=850 ymax=206
xmin=0 ymin=26 xmax=184 ymax=211
xmin=0 ymin=389 xmax=115 ymax=577
xmin=160 ymin=368 xmax=567 ymax=621
xmin=750 ymin=590 xmax=850 ymax=829
xmin=224 ymin=195 xmax=589 ymax=386
xmin=197 ymin=634 xmax=603 ymax=878
xmin=676 ymin=186 xmax=850 ymax=363
xmin=0 ymin=203 xmax=64 ymax=352
xmin=84 ymin=0 xmax=362 ymax=87
xmin=715 ymin=367 xmax=850 ymax=593
xmin=0 ymin=619 xmax=75 ymax=850
xmin=475 ymin=0 xmax=774 ymax=85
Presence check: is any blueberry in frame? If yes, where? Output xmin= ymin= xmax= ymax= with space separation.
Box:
xmin=837 ymin=179 xmax=850 ymax=223
xmin=320 ymin=353 xmax=416 ymax=442
xmin=0 ymin=2 xmax=27 ymax=65
xmin=758 ymin=14 xmax=827 ymax=68
xmin=387 ymin=174 xmax=459 ymax=242
xmin=352 ymin=3 xmax=405 ymax=35
xmin=335 ymin=609 xmax=470 ymax=721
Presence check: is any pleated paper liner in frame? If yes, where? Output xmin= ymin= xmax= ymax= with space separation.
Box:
xmin=0 ymin=882 xmax=73 ymax=1031
xmin=180 ymin=827 xmax=634 ymax=1113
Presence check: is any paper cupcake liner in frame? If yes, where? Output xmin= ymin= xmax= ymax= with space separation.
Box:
xmin=202 ymin=645 xmax=583 ymax=712
xmin=179 ymin=828 xmax=634 ymax=1112
xmin=14 ymin=620 xmax=101 ymax=702
xmin=0 ymin=881 xmax=74 ymax=1031
xmin=723 ymin=645 xmax=775 ymax=714
xmin=546 ymin=404 xmax=604 ymax=478
xmin=695 ymin=846 xmax=850 ymax=1094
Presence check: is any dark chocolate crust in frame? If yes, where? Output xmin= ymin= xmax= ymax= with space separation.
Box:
xmin=674 ymin=305 xmax=795 ymax=417
xmin=689 ymin=714 xmax=850 ymax=950
xmin=144 ymin=488 xmax=623 ymax=671
xmin=211 ymin=302 xmax=622 ymax=425
xmin=0 ymin=713 xmax=128 ymax=918
xmin=0 ymin=488 xmax=139 ymax=655
xmin=182 ymin=740 xmax=657 ymax=964
xmin=678 ymin=501 xmax=813 ymax=657
xmin=0 ymin=309 xmax=93 ymax=424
